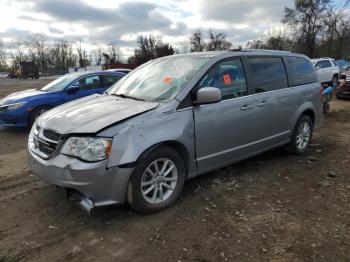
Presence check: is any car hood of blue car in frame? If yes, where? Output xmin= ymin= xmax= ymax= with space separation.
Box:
xmin=36 ymin=94 xmax=159 ymax=134
xmin=0 ymin=89 xmax=47 ymax=105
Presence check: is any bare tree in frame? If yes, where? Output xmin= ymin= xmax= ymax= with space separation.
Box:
xmin=76 ymin=39 xmax=90 ymax=67
xmin=282 ymin=0 xmax=330 ymax=57
xmin=206 ymin=30 xmax=232 ymax=51
xmin=92 ymin=43 xmax=104 ymax=66
xmin=10 ymin=40 xmax=26 ymax=64
xmin=27 ymin=34 xmax=48 ymax=71
xmin=0 ymin=39 xmax=8 ymax=71
xmin=128 ymin=34 xmax=174 ymax=65
xmin=50 ymin=40 xmax=77 ymax=74
xmin=190 ymin=29 xmax=206 ymax=52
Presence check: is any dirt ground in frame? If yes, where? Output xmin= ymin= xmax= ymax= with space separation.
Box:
xmin=0 ymin=78 xmax=349 ymax=262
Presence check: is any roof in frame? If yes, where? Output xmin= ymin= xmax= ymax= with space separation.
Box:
xmin=68 ymin=70 xmax=126 ymax=77
xmin=170 ymin=49 xmax=308 ymax=60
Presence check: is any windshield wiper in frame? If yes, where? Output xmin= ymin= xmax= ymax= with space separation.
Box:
xmin=111 ymin=93 xmax=145 ymax=101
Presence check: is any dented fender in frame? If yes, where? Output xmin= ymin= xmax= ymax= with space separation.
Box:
xmin=100 ymin=108 xmax=197 ymax=175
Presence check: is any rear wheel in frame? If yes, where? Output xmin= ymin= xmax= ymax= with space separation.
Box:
xmin=127 ymin=146 xmax=185 ymax=213
xmin=29 ymin=106 xmax=51 ymax=126
xmin=286 ymin=115 xmax=313 ymax=155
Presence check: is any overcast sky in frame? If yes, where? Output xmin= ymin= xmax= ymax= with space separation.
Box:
xmin=0 ymin=0 xmax=300 ymax=58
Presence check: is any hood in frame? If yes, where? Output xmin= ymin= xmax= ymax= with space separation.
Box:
xmin=1 ymin=89 xmax=45 ymax=104
xmin=36 ymin=94 xmax=159 ymax=134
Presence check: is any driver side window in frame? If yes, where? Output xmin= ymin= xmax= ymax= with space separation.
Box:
xmin=74 ymin=75 xmax=101 ymax=90
xmin=197 ymin=58 xmax=247 ymax=100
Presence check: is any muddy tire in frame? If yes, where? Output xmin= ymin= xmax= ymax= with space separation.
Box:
xmin=29 ymin=106 xmax=51 ymax=127
xmin=286 ymin=115 xmax=313 ymax=155
xmin=127 ymin=146 xmax=185 ymax=214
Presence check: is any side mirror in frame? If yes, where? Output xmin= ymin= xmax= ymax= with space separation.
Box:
xmin=66 ymin=85 xmax=79 ymax=94
xmin=195 ymin=87 xmax=222 ymax=105
xmin=315 ymin=66 xmax=321 ymax=70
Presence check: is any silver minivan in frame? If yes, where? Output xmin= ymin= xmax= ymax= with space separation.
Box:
xmin=28 ymin=50 xmax=322 ymax=214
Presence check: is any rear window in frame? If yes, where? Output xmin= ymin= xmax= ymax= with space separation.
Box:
xmin=285 ymin=57 xmax=317 ymax=86
xmin=248 ymin=57 xmax=288 ymax=93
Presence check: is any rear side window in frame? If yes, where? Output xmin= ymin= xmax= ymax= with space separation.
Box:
xmin=103 ymin=74 xmax=122 ymax=88
xmin=285 ymin=57 xmax=316 ymax=86
xmin=315 ymin=60 xmax=332 ymax=68
xmin=248 ymin=57 xmax=288 ymax=93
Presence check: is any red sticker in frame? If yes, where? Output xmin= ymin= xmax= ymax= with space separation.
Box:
xmin=223 ymin=74 xmax=232 ymax=85
xmin=162 ymin=76 xmax=174 ymax=84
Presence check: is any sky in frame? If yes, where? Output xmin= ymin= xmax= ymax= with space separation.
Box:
xmin=0 ymin=0 xmax=310 ymax=60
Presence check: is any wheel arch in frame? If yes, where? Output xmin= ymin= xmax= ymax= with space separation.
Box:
xmin=27 ymin=104 xmax=54 ymax=125
xmin=135 ymin=140 xmax=191 ymax=178
xmin=301 ymin=108 xmax=315 ymax=125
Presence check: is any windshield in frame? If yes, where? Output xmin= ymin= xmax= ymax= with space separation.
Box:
xmin=107 ymin=55 xmax=211 ymax=102
xmin=41 ymin=73 xmax=80 ymax=92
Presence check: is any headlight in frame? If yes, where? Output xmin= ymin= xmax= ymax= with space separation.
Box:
xmin=61 ymin=137 xmax=113 ymax=162
xmin=4 ymin=102 xmax=27 ymax=111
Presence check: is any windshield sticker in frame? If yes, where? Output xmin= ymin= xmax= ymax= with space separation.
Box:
xmin=162 ymin=76 xmax=175 ymax=84
xmin=223 ymin=74 xmax=232 ymax=85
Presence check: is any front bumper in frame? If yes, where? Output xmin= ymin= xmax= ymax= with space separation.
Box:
xmin=337 ymin=82 xmax=350 ymax=98
xmin=0 ymin=109 xmax=29 ymax=127
xmin=27 ymin=149 xmax=134 ymax=207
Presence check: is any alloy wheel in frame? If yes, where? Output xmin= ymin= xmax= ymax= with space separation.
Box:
xmin=296 ymin=122 xmax=311 ymax=151
xmin=140 ymin=158 xmax=178 ymax=204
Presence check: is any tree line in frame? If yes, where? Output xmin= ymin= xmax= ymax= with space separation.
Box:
xmin=0 ymin=0 xmax=349 ymax=73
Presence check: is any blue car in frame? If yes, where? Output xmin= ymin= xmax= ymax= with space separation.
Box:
xmin=0 ymin=71 xmax=125 ymax=127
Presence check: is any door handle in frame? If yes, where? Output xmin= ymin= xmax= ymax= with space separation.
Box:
xmin=240 ymin=105 xmax=253 ymax=111
xmin=257 ymin=100 xmax=267 ymax=107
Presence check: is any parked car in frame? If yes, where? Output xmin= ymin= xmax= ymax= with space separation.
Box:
xmin=311 ymin=58 xmax=340 ymax=87
xmin=0 ymin=72 xmax=8 ymax=78
xmin=105 ymin=68 xmax=132 ymax=74
xmin=28 ymin=50 xmax=322 ymax=214
xmin=0 ymin=71 xmax=125 ymax=127
xmin=336 ymin=69 xmax=350 ymax=99
xmin=335 ymin=59 xmax=350 ymax=72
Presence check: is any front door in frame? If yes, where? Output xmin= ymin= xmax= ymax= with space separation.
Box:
xmin=193 ymin=58 xmax=256 ymax=172
xmin=63 ymin=74 xmax=103 ymax=102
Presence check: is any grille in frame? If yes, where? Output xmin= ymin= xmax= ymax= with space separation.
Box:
xmin=37 ymin=140 xmax=56 ymax=156
xmin=31 ymin=126 xmax=62 ymax=159
xmin=43 ymin=129 xmax=61 ymax=141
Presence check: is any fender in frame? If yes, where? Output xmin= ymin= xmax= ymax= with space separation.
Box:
xmin=102 ymin=109 xmax=197 ymax=174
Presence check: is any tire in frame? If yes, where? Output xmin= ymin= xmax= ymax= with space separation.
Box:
xmin=29 ymin=106 xmax=52 ymax=127
xmin=127 ymin=146 xmax=186 ymax=214
xmin=286 ymin=115 xmax=313 ymax=155
xmin=332 ymin=75 xmax=338 ymax=88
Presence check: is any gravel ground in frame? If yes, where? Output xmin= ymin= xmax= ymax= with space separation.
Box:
xmin=0 ymin=78 xmax=349 ymax=262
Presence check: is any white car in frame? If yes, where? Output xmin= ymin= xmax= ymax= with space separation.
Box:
xmin=0 ymin=72 xmax=8 ymax=78
xmin=311 ymin=58 xmax=340 ymax=87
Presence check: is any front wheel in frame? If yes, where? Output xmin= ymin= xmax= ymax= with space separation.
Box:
xmin=29 ymin=106 xmax=51 ymax=127
xmin=286 ymin=115 xmax=313 ymax=155
xmin=127 ymin=146 xmax=185 ymax=213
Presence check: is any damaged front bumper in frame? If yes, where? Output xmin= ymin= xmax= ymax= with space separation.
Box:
xmin=27 ymin=149 xmax=134 ymax=214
